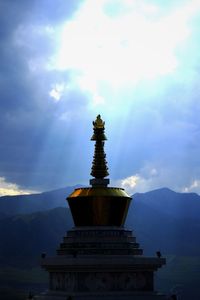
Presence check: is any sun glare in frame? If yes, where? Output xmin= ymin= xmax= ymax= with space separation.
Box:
xmin=50 ymin=0 xmax=199 ymax=105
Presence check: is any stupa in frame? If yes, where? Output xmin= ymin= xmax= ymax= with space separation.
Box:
xmin=36 ymin=115 xmax=166 ymax=300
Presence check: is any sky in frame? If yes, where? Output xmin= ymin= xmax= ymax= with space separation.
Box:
xmin=1 ymin=0 xmax=200 ymax=196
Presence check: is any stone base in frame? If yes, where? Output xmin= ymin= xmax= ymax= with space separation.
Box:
xmin=57 ymin=226 xmax=143 ymax=255
xmin=36 ymin=227 xmax=166 ymax=300
xmin=35 ymin=290 xmax=167 ymax=300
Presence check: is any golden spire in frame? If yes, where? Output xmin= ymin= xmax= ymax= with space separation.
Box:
xmin=90 ymin=115 xmax=109 ymax=187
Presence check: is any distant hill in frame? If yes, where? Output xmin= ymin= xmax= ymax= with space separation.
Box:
xmin=132 ymin=187 xmax=200 ymax=220
xmin=0 ymin=186 xmax=200 ymax=300
xmin=127 ymin=188 xmax=200 ymax=256
xmin=0 ymin=185 xmax=81 ymax=216
xmin=0 ymin=207 xmax=73 ymax=267
xmin=1 ymin=186 xmax=200 ymax=219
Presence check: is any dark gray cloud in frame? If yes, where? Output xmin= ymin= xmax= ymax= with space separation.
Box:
xmin=1 ymin=0 xmax=200 ymax=194
xmin=0 ymin=0 xmax=88 ymax=191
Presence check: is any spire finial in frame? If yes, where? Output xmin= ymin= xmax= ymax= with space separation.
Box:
xmin=93 ymin=114 xmax=105 ymax=129
xmin=90 ymin=115 xmax=109 ymax=187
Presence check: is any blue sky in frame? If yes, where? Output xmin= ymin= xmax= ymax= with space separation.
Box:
xmin=1 ymin=0 xmax=200 ymax=195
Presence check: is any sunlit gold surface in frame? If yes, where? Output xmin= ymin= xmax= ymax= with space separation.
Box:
xmin=68 ymin=187 xmax=130 ymax=198
xmin=67 ymin=187 xmax=132 ymax=227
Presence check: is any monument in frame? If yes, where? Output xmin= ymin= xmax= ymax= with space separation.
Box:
xmin=36 ymin=115 xmax=166 ymax=300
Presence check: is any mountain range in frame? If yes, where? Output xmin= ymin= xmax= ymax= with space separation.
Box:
xmin=127 ymin=187 xmax=200 ymax=256
xmin=0 ymin=186 xmax=200 ymax=299
xmin=0 ymin=186 xmax=78 ymax=216
xmin=0 ymin=186 xmax=199 ymax=266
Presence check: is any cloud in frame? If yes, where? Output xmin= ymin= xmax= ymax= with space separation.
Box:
xmin=119 ymin=166 xmax=160 ymax=194
xmin=49 ymin=83 xmax=66 ymax=101
xmin=118 ymin=162 xmax=200 ymax=195
xmin=50 ymin=0 xmax=200 ymax=109
xmin=1 ymin=0 xmax=200 ymax=195
xmin=120 ymin=175 xmax=141 ymax=194
xmin=0 ymin=0 xmax=91 ymax=190
xmin=0 ymin=177 xmax=36 ymax=196
xmin=119 ymin=171 xmax=166 ymax=195
xmin=182 ymin=179 xmax=200 ymax=193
